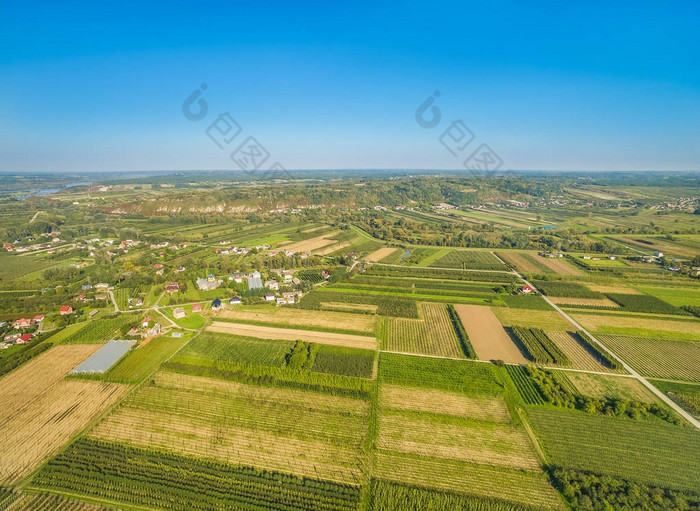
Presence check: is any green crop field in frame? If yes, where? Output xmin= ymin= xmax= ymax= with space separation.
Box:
xmin=385 ymin=302 xmax=464 ymax=357
xmin=378 ymin=352 xmax=504 ymax=396
xmin=311 ymin=344 xmax=375 ymax=378
xmin=428 ymin=250 xmax=508 ymax=271
xmin=58 ymin=316 xmax=134 ymax=344
xmin=528 ymin=408 xmax=700 ymax=492
xmin=31 ymin=438 xmax=361 ymax=511
xmin=597 ymin=333 xmax=700 ymax=382
xmin=177 ymin=331 xmax=294 ymax=367
xmin=2 ymin=171 xmax=700 ymax=509
xmin=105 ymin=334 xmax=191 ymax=383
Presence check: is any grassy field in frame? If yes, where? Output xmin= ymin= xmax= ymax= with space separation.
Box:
xmin=385 ymin=302 xmax=463 ymax=357
xmin=90 ymin=371 xmax=370 ymax=484
xmin=528 ymin=408 xmax=700 ymax=493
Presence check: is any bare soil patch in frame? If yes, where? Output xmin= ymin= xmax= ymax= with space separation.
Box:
xmin=453 ymin=304 xmax=528 ymax=364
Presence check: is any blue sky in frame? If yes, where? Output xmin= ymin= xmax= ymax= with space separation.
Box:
xmin=1 ymin=1 xmax=698 ymax=172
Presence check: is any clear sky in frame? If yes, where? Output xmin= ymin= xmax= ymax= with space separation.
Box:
xmin=1 ymin=1 xmax=698 ymax=172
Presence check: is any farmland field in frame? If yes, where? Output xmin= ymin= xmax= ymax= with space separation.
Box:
xmin=312 ymin=344 xmax=375 ymax=378
xmin=218 ymin=305 xmax=377 ymax=334
xmin=453 ymin=304 xmax=528 ymax=363
xmin=545 ymin=331 xmax=615 ymax=372
xmin=0 ymin=345 xmax=129 ymax=484
xmin=31 ymin=438 xmax=361 ymax=511
xmin=365 ymin=247 xmax=398 ymax=262
xmin=596 ymin=333 xmax=700 ymax=382
xmin=177 ymin=331 xmax=294 ymax=367
xmin=491 ymin=307 xmax=572 ymax=331
xmin=208 ymin=320 xmax=377 ymax=349
xmin=528 ymin=408 xmax=700 ymax=492
xmin=90 ymin=371 xmax=370 ymax=483
xmin=532 ymin=255 xmax=581 ymax=275
xmin=563 ymin=372 xmax=657 ymax=402
xmin=570 ymin=311 xmax=700 ymax=339
xmin=375 ymin=375 xmax=562 ymax=509
xmin=428 ymin=250 xmax=508 ymax=271
xmin=378 ymin=352 xmax=504 ymax=395
xmin=385 ymin=302 xmax=463 ymax=357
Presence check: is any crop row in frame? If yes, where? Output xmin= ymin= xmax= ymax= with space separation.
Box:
xmin=61 ymin=316 xmax=133 ymax=345
xmin=429 ymin=250 xmax=508 ymax=271
xmin=370 ymin=480 xmax=542 ymax=511
xmin=312 ymin=345 xmax=374 ymax=378
xmin=575 ymin=331 xmax=621 ymax=369
xmin=505 ymin=365 xmax=544 ymax=405
xmin=605 ymin=293 xmax=687 ymax=315
xmin=32 ymin=438 xmax=360 ymax=511
xmin=364 ymin=265 xmax=518 ymax=283
xmin=165 ymin=356 xmax=373 ymax=399
xmin=378 ymin=353 xmax=503 ymax=396
xmin=511 ymin=327 xmax=570 ymax=366
xmin=533 ymin=281 xmax=603 ymax=299
xmin=297 ymin=290 xmax=419 ymax=318
xmin=446 ymin=304 xmax=477 ymax=358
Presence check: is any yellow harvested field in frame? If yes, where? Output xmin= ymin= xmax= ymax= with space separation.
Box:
xmin=546 ymin=332 xmax=617 ymax=372
xmin=491 ymin=307 xmax=572 ymax=331
xmin=0 ymin=345 xmax=130 ymax=484
xmin=92 ymin=372 xmax=369 ymax=484
xmin=316 ymin=242 xmax=350 ymax=256
xmin=549 ymin=296 xmax=620 ymax=308
xmin=218 ymin=307 xmax=377 ymax=333
xmin=587 ymin=283 xmax=643 ymax=294
xmin=208 ymin=321 xmax=377 ymax=349
xmin=282 ymin=232 xmax=340 ymax=253
xmin=570 ymin=313 xmax=700 ymax=337
xmin=380 ymin=384 xmax=510 ymax=423
xmin=533 ymin=255 xmax=581 ymax=275
xmin=453 ymin=304 xmax=528 ymax=363
xmin=365 ymin=247 xmax=398 ymax=262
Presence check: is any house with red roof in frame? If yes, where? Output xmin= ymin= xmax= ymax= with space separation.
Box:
xmin=59 ymin=306 xmax=73 ymax=315
xmin=16 ymin=333 xmax=33 ymax=344
xmin=191 ymin=304 xmax=203 ymax=313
